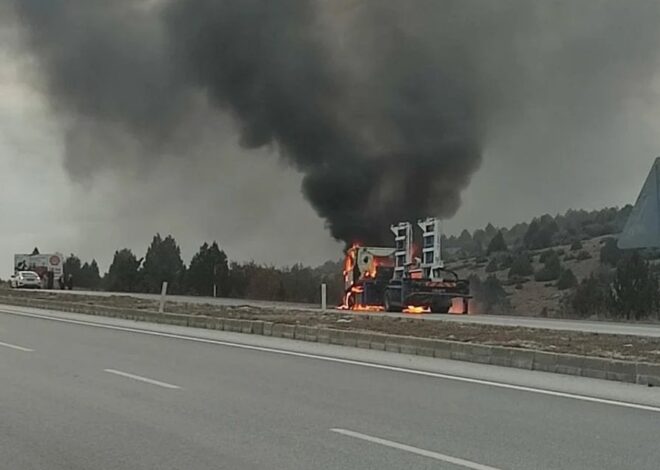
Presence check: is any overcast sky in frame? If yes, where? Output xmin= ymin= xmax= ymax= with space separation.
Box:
xmin=2 ymin=1 xmax=660 ymax=278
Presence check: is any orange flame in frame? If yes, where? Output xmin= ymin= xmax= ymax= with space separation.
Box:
xmin=364 ymin=258 xmax=380 ymax=278
xmin=403 ymin=305 xmax=430 ymax=314
xmin=352 ymin=304 xmax=385 ymax=312
xmin=338 ymin=243 xmax=389 ymax=312
xmin=337 ymin=284 xmax=384 ymax=312
xmin=343 ymin=245 xmax=356 ymax=280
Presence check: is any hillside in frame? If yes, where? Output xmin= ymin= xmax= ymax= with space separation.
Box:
xmin=445 ymin=235 xmax=611 ymax=317
xmin=433 ymin=204 xmax=660 ymax=319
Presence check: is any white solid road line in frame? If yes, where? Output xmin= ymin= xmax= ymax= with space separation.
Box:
xmin=104 ymin=368 xmax=181 ymax=389
xmin=0 ymin=340 xmax=34 ymax=352
xmin=2 ymin=307 xmax=660 ymax=413
xmin=331 ymin=428 xmax=501 ymax=470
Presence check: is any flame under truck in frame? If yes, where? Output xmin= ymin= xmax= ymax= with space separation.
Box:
xmin=342 ymin=218 xmax=471 ymax=314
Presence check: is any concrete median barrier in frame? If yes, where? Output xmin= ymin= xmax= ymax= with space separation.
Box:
xmin=281 ymin=324 xmax=296 ymax=339
xmin=605 ymin=360 xmax=636 ymax=383
xmin=240 ymin=320 xmax=253 ymax=334
xmin=341 ymin=331 xmax=359 ymax=348
xmin=509 ymin=349 xmax=534 ymax=370
xmin=263 ymin=321 xmax=273 ymax=336
xmin=636 ymin=363 xmax=660 ymax=386
xmin=1 ymin=295 xmax=659 ymax=386
xmin=532 ymin=351 xmax=558 ymax=373
xmin=369 ymin=339 xmax=386 ymax=351
xmin=555 ymin=354 xmax=583 ymax=376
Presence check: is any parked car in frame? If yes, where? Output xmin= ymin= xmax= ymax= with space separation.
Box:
xmin=9 ymin=271 xmax=42 ymax=289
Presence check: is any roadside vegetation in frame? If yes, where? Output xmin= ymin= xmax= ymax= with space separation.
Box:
xmin=23 ymin=204 xmax=660 ymax=320
xmin=55 ymin=235 xmax=343 ymax=304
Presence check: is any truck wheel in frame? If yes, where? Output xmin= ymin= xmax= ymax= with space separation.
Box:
xmin=384 ymin=292 xmax=401 ymax=312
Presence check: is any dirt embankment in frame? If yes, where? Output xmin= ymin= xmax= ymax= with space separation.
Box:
xmin=2 ymin=288 xmax=660 ymax=364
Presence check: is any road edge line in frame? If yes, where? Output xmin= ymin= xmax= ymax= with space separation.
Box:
xmin=0 ymin=299 xmax=659 ymax=387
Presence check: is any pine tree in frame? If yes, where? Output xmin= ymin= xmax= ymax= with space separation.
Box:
xmin=186 ymin=242 xmax=229 ymax=296
xmin=140 ymin=234 xmax=185 ymax=294
xmin=63 ymin=254 xmax=82 ymax=282
xmin=610 ymin=252 xmax=659 ymax=320
xmin=105 ymin=249 xmax=142 ymax=292
xmin=486 ymin=231 xmax=508 ymax=254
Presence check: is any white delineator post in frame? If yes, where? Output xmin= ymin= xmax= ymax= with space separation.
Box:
xmin=321 ymin=283 xmax=327 ymax=311
xmin=159 ymin=281 xmax=168 ymax=313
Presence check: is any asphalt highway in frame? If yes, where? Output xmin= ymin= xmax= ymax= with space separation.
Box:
xmin=1 ymin=304 xmax=659 ymax=469
xmin=26 ymin=288 xmax=660 ymax=337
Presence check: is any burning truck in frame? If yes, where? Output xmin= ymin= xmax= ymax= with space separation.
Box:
xmin=340 ymin=217 xmax=470 ymax=314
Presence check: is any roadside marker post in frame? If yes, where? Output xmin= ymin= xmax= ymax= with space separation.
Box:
xmin=159 ymin=281 xmax=168 ymax=313
xmin=321 ymin=283 xmax=327 ymax=311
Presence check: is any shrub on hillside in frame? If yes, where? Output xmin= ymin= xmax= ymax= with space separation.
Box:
xmin=570 ymin=273 xmax=610 ymax=317
xmin=485 ymin=258 xmax=499 ymax=273
xmin=567 ymin=255 xmax=659 ymax=320
xmin=611 ymin=252 xmax=659 ymax=320
xmin=534 ymin=252 xmax=562 ymax=282
xmin=539 ymin=249 xmax=556 ymax=264
xmin=570 ymin=240 xmax=583 ymax=251
xmin=576 ymin=250 xmax=592 ymax=261
xmin=523 ymin=216 xmax=559 ymax=250
xmin=600 ymin=238 xmax=622 ymax=266
xmin=583 ymin=223 xmax=610 ymax=238
xmin=508 ymin=253 xmax=534 ymax=278
xmin=489 ymin=252 xmax=513 ymax=270
xmin=499 ymin=255 xmax=513 ymax=270
xmin=470 ymin=275 xmax=509 ymax=313
xmin=556 ymin=268 xmax=577 ymax=290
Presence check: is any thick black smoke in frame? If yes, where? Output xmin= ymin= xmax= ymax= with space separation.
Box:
xmin=8 ymin=0 xmax=660 ymax=245
xmin=161 ymin=0 xmax=485 ymax=244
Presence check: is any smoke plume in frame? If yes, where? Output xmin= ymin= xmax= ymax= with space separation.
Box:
xmin=8 ymin=0 xmax=660 ymax=246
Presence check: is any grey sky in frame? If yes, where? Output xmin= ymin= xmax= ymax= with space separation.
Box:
xmin=2 ymin=1 xmax=660 ymax=277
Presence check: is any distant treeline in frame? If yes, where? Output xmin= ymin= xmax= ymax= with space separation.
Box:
xmin=52 ymin=205 xmax=634 ymax=306
xmin=61 ymin=235 xmax=344 ymax=304
xmin=442 ymin=206 xmax=632 ymax=259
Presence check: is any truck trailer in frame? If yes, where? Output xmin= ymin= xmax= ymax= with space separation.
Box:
xmin=340 ymin=218 xmax=471 ymax=314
